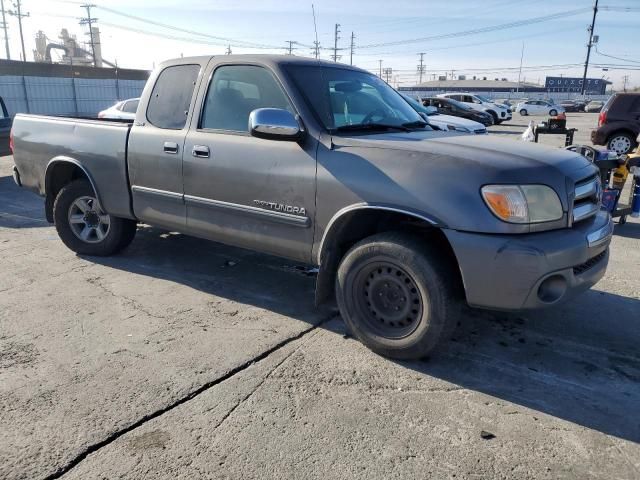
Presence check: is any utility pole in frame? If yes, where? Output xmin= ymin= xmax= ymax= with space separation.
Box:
xmin=285 ymin=40 xmax=296 ymax=55
xmin=331 ymin=23 xmax=341 ymax=62
xmin=349 ymin=31 xmax=355 ymax=65
xmin=8 ymin=0 xmax=28 ymax=61
xmin=383 ymin=67 xmax=392 ymax=83
xmin=378 ymin=59 xmax=383 ymax=78
xmin=417 ymin=52 xmax=425 ymax=85
xmin=623 ymin=75 xmax=629 ymax=92
xmin=1 ymin=0 xmax=9 ymax=59
xmin=79 ymin=4 xmax=97 ymax=67
xmin=225 ymin=44 xmax=232 ymax=55
xmin=581 ymin=0 xmax=598 ymax=96
xmin=311 ymin=40 xmax=320 ymax=59
xmin=516 ymin=42 xmax=524 ymax=93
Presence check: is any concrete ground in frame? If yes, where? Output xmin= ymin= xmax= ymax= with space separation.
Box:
xmin=1 ymin=112 xmax=639 ymax=479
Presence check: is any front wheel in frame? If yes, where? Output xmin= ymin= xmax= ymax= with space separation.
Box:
xmin=520 ymin=109 xmax=528 ymax=116
xmin=336 ymin=232 xmax=460 ymax=359
xmin=53 ymin=179 xmax=137 ymax=256
xmin=549 ymin=109 xmax=558 ymax=116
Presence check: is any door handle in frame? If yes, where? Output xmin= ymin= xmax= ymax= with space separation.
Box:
xmin=163 ymin=142 xmax=178 ymax=154
xmin=192 ymin=145 xmax=210 ymax=158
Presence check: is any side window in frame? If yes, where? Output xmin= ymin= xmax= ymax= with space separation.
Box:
xmin=201 ymin=65 xmax=292 ymax=132
xmin=147 ymin=64 xmax=200 ymax=129
xmin=122 ymin=99 xmax=139 ymax=114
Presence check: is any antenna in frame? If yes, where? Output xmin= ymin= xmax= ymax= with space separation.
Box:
xmin=311 ymin=4 xmax=320 ymax=59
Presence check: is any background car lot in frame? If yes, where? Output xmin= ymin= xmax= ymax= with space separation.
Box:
xmin=1 ymin=112 xmax=639 ymax=479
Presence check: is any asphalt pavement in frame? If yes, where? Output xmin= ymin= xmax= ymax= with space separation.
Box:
xmin=1 ymin=113 xmax=639 ymax=479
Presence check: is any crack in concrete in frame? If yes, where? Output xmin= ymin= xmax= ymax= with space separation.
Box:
xmin=211 ymin=330 xmax=319 ymax=433
xmin=43 ymin=315 xmax=333 ymax=480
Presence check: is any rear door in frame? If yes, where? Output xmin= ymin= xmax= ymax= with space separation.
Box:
xmin=128 ymin=60 xmax=207 ymax=230
xmin=182 ymin=62 xmax=317 ymax=262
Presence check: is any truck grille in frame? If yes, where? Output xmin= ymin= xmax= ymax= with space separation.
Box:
xmin=572 ymin=175 xmax=600 ymax=224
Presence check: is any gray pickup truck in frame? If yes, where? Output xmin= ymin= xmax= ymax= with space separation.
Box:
xmin=10 ymin=55 xmax=613 ymax=359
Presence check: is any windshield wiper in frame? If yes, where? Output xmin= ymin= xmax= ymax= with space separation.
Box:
xmin=335 ymin=123 xmax=411 ymax=133
xmin=401 ymin=120 xmax=429 ymax=129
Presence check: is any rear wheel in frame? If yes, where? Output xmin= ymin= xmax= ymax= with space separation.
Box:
xmin=607 ymin=132 xmax=636 ymax=155
xmin=549 ymin=109 xmax=558 ymax=116
xmin=520 ymin=109 xmax=528 ymax=116
xmin=53 ymin=179 xmax=137 ymax=256
xmin=336 ymin=232 xmax=460 ymax=359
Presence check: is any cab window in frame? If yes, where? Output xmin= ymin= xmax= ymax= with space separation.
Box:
xmin=147 ymin=64 xmax=200 ymax=129
xmin=200 ymin=65 xmax=293 ymax=132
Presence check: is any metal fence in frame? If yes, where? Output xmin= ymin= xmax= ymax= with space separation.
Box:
xmin=399 ymin=89 xmax=611 ymax=103
xmin=0 ymin=75 xmax=147 ymax=116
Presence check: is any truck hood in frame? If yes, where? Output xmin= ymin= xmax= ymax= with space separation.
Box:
xmin=332 ymin=130 xmax=595 ymax=183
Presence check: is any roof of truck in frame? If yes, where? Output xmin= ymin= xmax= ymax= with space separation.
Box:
xmin=159 ymin=54 xmax=368 ymax=72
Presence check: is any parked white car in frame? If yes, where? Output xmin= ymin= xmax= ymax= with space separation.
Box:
xmin=98 ymin=98 xmax=140 ymax=120
xmin=437 ymin=93 xmax=512 ymax=124
xmin=516 ymin=100 xmax=565 ymax=116
xmin=399 ymin=93 xmax=487 ymax=134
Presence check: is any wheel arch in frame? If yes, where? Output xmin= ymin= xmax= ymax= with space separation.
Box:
xmin=315 ymin=204 xmax=462 ymax=306
xmin=44 ymin=157 xmax=101 ymax=223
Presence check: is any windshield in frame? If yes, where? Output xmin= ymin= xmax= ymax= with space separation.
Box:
xmin=475 ymin=95 xmax=492 ymax=103
xmin=443 ymin=98 xmax=473 ymax=111
xmin=399 ymin=93 xmax=437 ymax=116
xmin=285 ymin=65 xmax=423 ymax=131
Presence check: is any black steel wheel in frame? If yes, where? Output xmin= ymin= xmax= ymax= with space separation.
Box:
xmin=336 ymin=232 xmax=460 ymax=359
xmin=355 ymin=261 xmax=424 ymax=339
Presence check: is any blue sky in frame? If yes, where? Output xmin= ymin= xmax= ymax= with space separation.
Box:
xmin=9 ymin=0 xmax=640 ymax=89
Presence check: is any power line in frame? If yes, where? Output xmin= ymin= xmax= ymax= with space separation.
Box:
xmin=94 ymin=4 xmax=281 ymax=49
xmin=357 ymin=8 xmax=591 ymax=49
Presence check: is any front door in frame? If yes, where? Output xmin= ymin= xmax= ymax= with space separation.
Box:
xmin=183 ymin=63 xmax=317 ymax=263
xmin=128 ymin=61 xmax=206 ymax=231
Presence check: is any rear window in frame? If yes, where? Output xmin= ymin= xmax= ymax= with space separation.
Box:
xmin=147 ymin=64 xmax=200 ymax=129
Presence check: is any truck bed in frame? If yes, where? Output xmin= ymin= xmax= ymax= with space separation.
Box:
xmin=11 ymin=114 xmax=135 ymax=220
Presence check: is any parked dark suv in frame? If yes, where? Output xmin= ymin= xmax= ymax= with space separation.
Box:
xmin=591 ymin=93 xmax=640 ymax=154
xmin=0 ymin=96 xmax=12 ymax=157
xmin=422 ymin=97 xmax=494 ymax=126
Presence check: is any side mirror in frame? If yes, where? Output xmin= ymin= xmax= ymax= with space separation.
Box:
xmin=249 ymin=108 xmax=303 ymax=141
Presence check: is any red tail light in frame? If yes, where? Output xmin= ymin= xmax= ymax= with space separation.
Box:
xmin=598 ymin=109 xmax=607 ymax=127
xmin=9 ymin=129 xmax=13 ymax=154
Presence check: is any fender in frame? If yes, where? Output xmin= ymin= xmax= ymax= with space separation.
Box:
xmin=44 ymin=156 xmax=103 ymax=222
xmin=316 ymin=203 xmax=445 ymax=265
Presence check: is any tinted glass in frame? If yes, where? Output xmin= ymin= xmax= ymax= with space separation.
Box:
xmin=147 ymin=64 xmax=200 ymax=129
xmin=122 ymin=99 xmax=139 ymax=113
xmin=285 ymin=65 xmax=421 ymax=130
xmin=201 ymin=65 xmax=292 ymax=132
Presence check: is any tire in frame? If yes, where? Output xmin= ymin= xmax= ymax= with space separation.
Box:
xmin=494 ymin=119 xmax=503 ymax=125
xmin=335 ymin=232 xmax=461 ymax=360
xmin=519 ymin=109 xmax=528 ymax=116
xmin=549 ymin=109 xmax=558 ymax=116
xmin=53 ymin=179 xmax=137 ymax=256
xmin=607 ymin=132 xmax=636 ymax=155
xmin=487 ymin=110 xmax=499 ymax=124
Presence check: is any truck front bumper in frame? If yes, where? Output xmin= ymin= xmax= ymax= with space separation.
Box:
xmin=444 ymin=210 xmax=613 ymax=310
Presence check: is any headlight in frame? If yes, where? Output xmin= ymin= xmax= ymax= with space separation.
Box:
xmin=447 ymin=125 xmax=470 ymax=133
xmin=481 ymin=185 xmax=563 ymax=223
